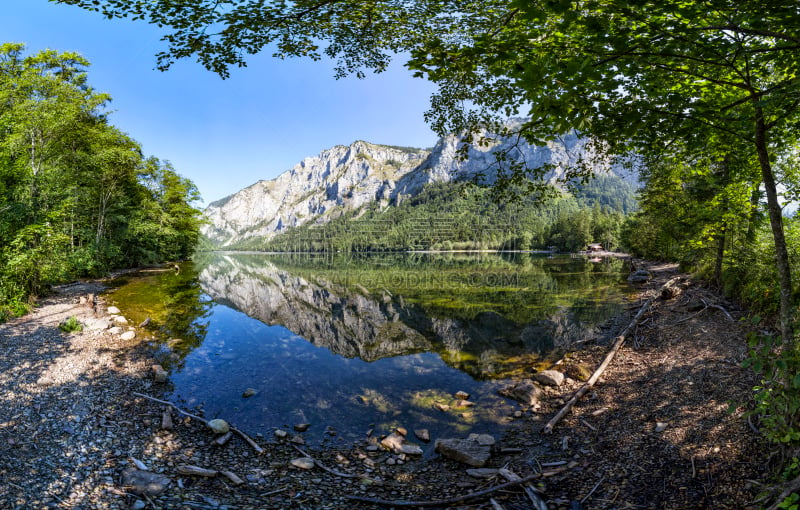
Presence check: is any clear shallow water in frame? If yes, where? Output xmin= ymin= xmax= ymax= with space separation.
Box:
xmin=107 ymin=252 xmax=632 ymax=449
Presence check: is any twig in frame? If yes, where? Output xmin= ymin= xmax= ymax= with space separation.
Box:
xmin=709 ymin=303 xmax=735 ymax=321
xmin=290 ymin=443 xmax=359 ymax=478
xmin=674 ymin=306 xmax=708 ymax=324
xmin=133 ymin=392 xmax=264 ymax=454
xmin=581 ymin=476 xmax=605 ymax=503
xmin=543 ymin=277 xmax=680 ymax=434
xmin=345 ymin=473 xmax=544 ymax=507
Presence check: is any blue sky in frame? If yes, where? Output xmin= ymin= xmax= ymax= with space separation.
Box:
xmin=3 ymin=1 xmax=439 ymax=206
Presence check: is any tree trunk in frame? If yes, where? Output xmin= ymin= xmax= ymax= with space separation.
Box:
xmin=754 ymin=105 xmax=793 ymax=343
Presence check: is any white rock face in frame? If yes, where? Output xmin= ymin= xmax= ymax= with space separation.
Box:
xmin=202 ymin=141 xmax=428 ymax=247
xmin=201 ymin=131 xmax=631 ymax=247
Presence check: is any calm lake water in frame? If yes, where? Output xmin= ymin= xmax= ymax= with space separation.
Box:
xmin=108 ymin=252 xmax=632 ymax=450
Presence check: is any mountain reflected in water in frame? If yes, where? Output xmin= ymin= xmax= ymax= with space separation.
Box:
xmin=195 ymin=252 xmax=630 ymax=380
xmin=111 ymin=252 xmax=632 ymax=446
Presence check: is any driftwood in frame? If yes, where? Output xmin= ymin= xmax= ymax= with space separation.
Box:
xmin=289 ymin=443 xmax=359 ymax=478
xmin=345 ymin=473 xmax=544 ymax=507
xmin=543 ymin=277 xmax=681 ymax=434
xmin=498 ymin=468 xmax=547 ymax=510
xmin=132 ymin=392 xmax=264 ymax=454
xmin=219 ymin=470 xmax=245 ymax=486
xmin=178 ymin=464 xmax=218 ymax=477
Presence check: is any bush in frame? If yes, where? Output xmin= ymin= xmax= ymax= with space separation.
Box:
xmin=59 ymin=316 xmax=83 ymax=333
xmin=743 ymin=331 xmax=800 ymax=445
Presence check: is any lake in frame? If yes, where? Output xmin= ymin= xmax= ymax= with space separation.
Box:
xmin=107 ymin=252 xmax=632 ymax=450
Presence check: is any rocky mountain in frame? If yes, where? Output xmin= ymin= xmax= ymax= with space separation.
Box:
xmin=202 ymin=130 xmax=628 ymax=248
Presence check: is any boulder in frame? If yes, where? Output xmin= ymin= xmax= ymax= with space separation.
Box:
xmin=107 ymin=306 xmax=121 ymax=315
xmin=114 ymin=316 xmax=129 ymax=325
xmin=207 ymin=419 xmax=230 ymax=434
xmin=498 ymin=379 xmax=542 ymax=406
xmin=120 ymin=331 xmax=136 ymax=341
xmin=108 ymin=326 xmax=123 ymax=335
xmin=467 ymin=433 xmax=496 ymax=446
xmin=120 ymin=468 xmax=171 ymax=497
xmin=435 ymin=437 xmax=491 ymax=467
xmin=533 ymin=370 xmax=565 ymax=387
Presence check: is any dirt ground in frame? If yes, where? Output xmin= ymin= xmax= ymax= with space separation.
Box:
xmin=0 ymin=261 xmax=779 ymax=509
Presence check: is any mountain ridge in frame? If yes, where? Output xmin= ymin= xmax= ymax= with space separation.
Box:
xmin=201 ymin=131 xmax=632 ymax=248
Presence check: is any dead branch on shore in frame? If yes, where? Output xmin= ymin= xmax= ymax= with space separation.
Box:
xmin=345 ymin=473 xmax=545 ymax=507
xmin=543 ymin=277 xmax=681 ymax=434
xmin=766 ymin=474 xmax=800 ymax=510
xmin=132 ymin=392 xmax=264 ymax=454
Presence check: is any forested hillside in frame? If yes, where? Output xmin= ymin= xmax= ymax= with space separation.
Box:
xmin=223 ymin=175 xmax=636 ymax=253
xmin=0 ymin=43 xmax=202 ymax=320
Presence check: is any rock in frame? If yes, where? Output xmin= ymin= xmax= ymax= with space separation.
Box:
xmin=365 ymin=445 xmax=379 ymax=452
xmin=138 ymin=317 xmax=151 ymax=328
xmin=435 ymin=437 xmax=492 ymax=467
xmin=395 ymin=426 xmax=407 ymax=437
xmin=290 ymin=435 xmax=305 ymax=445
xmin=114 ymin=316 xmax=129 ymax=325
xmin=132 ymin=500 xmax=146 ymax=510
xmin=381 ymin=432 xmax=423 ymax=455
xmin=242 ymin=388 xmax=258 ymax=398
xmin=109 ymin=326 xmax=123 ymax=335
xmin=455 ymin=390 xmax=470 ymax=400
xmin=151 ymin=365 xmax=168 ymax=383
xmin=499 ymin=379 xmax=542 ymax=406
xmin=207 ymin=419 xmax=230 ymax=434
xmin=380 ymin=432 xmax=405 ymax=452
xmin=120 ymin=468 xmax=171 ymax=497
xmin=467 ymin=433 xmax=496 ymax=446
xmin=434 ymin=403 xmax=451 ymax=412
xmin=466 ymin=468 xmax=500 ymax=479
xmin=86 ymin=318 xmax=111 ymax=331
xmin=655 ymin=422 xmax=669 ymax=433
xmin=274 ymin=429 xmax=288 ymax=439
xmin=290 ymin=458 xmax=315 ymax=470
xmin=399 ymin=443 xmax=423 ymax=456
xmin=120 ymin=331 xmax=136 ymax=341
xmin=455 ymin=399 xmax=475 ymax=407
xmin=107 ymin=306 xmax=121 ymax=314
xmin=628 ymin=269 xmax=652 ymax=283
xmin=294 ymin=423 xmax=310 ymax=432
xmin=533 ymin=369 xmax=565 ymax=387
xmin=414 ymin=429 xmax=430 ymax=442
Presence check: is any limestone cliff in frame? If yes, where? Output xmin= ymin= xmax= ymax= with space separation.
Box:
xmin=201 ymin=131 xmax=628 ymax=247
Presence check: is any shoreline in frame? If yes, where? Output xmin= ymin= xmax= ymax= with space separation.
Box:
xmin=0 ymin=261 xmax=770 ymax=508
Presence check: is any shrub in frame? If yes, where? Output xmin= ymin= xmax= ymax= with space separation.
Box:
xmin=59 ymin=316 xmax=83 ymax=333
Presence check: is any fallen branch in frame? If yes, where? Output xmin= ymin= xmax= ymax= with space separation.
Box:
xmin=543 ymin=277 xmax=680 ymax=434
xmin=498 ymin=468 xmax=547 ymax=510
xmin=290 ymin=443 xmax=359 ymax=478
xmin=709 ymin=303 xmax=735 ymax=321
xmin=132 ymin=392 xmax=264 ymax=454
xmin=767 ymin=474 xmax=800 ymax=510
xmin=345 ymin=473 xmax=544 ymax=507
